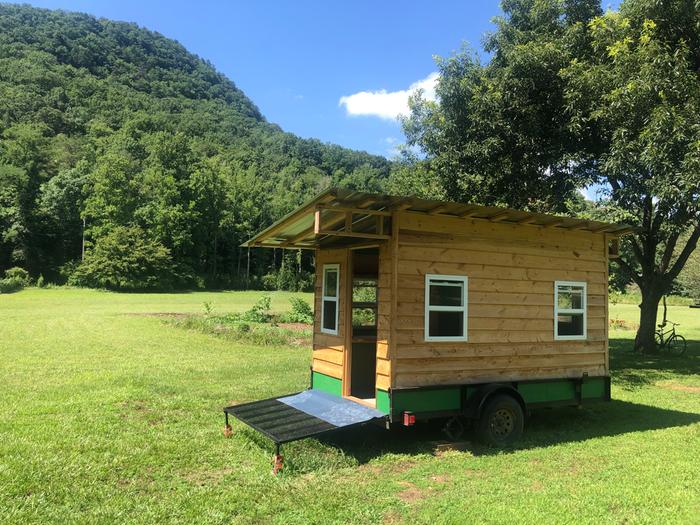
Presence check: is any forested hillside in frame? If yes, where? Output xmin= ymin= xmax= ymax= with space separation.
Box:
xmin=0 ymin=4 xmax=390 ymax=289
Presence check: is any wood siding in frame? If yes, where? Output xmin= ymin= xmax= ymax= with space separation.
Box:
xmin=392 ymin=212 xmax=609 ymax=389
xmin=311 ymin=248 xmax=348 ymax=380
xmin=375 ymin=241 xmax=393 ymax=391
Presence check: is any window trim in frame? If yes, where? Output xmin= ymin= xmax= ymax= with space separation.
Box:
xmin=320 ymin=264 xmax=340 ymax=335
xmin=554 ymin=280 xmax=587 ymax=341
xmin=424 ymin=273 xmax=468 ymax=342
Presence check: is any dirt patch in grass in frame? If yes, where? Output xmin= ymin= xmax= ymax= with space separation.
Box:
xmin=119 ymin=399 xmax=164 ymax=426
xmin=656 ymin=382 xmax=700 ymax=394
xmin=382 ymin=510 xmax=407 ymax=524
xmin=358 ymin=459 xmax=417 ymax=476
xmin=277 ymin=322 xmax=312 ymax=332
xmin=181 ymin=467 xmax=235 ymax=486
xmin=429 ymin=474 xmax=451 ymax=483
xmin=397 ymin=481 xmax=434 ymax=503
xmin=125 ymin=312 xmax=189 ymax=319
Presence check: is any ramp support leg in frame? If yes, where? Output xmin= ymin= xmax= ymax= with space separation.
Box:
xmin=223 ymin=412 xmax=233 ymax=438
xmin=272 ymin=444 xmax=284 ymax=475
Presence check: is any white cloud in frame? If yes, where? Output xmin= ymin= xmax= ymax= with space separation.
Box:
xmin=339 ymin=72 xmax=438 ymax=120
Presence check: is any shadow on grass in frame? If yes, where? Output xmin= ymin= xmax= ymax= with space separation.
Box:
xmin=310 ymin=399 xmax=700 ymax=466
xmin=233 ymin=338 xmax=700 ymax=472
xmin=610 ymin=337 xmax=700 ymax=390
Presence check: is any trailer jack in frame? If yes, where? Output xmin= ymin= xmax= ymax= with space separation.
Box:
xmin=273 ymin=445 xmax=284 ymax=475
xmin=223 ymin=413 xmax=233 ymax=437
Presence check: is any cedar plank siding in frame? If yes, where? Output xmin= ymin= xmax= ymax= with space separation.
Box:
xmin=311 ymin=248 xmax=348 ymax=380
xmin=391 ymin=212 xmax=609 ymax=389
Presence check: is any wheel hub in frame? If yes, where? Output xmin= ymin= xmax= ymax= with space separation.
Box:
xmin=490 ymin=408 xmax=514 ymax=436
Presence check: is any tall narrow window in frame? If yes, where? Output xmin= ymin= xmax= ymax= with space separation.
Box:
xmin=425 ymin=274 xmax=468 ymax=342
xmin=321 ymin=264 xmax=339 ymax=335
xmin=554 ymin=281 xmax=587 ymax=340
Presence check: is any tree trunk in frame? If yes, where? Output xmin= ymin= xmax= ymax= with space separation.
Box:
xmin=634 ymin=286 xmax=663 ymax=352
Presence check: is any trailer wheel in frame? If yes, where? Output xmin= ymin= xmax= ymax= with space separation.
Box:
xmin=476 ymin=394 xmax=524 ymax=447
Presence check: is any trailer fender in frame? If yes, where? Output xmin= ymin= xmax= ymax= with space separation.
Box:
xmin=466 ymin=384 xmax=528 ymax=420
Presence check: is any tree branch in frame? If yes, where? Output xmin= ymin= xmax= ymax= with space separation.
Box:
xmin=667 ymin=224 xmax=700 ymax=282
xmin=659 ymin=230 xmax=680 ymax=273
xmin=615 ymin=256 xmax=643 ymax=287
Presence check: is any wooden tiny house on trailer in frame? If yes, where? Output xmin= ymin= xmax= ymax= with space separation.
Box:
xmin=224 ymin=188 xmax=632 ymax=467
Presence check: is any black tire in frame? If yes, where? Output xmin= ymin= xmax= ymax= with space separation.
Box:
xmin=655 ymin=331 xmax=664 ymax=350
xmin=667 ymin=334 xmax=687 ymax=356
xmin=476 ymin=394 xmax=524 ymax=447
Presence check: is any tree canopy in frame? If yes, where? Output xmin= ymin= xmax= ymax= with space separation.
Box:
xmin=0 ymin=4 xmax=391 ymax=289
xmin=402 ymin=0 xmax=700 ymax=351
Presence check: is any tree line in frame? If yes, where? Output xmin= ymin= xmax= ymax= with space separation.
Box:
xmin=0 ymin=4 xmax=391 ymax=290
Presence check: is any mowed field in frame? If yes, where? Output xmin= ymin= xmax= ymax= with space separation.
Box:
xmin=1 ymin=289 xmax=699 ymax=525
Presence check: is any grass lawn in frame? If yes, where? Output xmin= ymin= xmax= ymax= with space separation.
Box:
xmin=1 ymin=288 xmax=699 ymax=524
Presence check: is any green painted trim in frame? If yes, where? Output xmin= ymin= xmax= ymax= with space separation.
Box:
xmin=392 ymin=387 xmax=461 ymax=414
xmin=518 ymin=381 xmax=576 ymax=404
xmin=311 ymin=371 xmax=342 ymax=397
xmin=376 ymin=390 xmax=390 ymax=414
xmin=582 ymin=377 xmax=606 ymax=399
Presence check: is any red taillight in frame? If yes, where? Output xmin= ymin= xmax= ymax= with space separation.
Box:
xmin=403 ymin=411 xmax=416 ymax=426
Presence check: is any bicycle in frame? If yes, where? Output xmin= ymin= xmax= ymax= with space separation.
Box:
xmin=655 ymin=296 xmax=687 ymax=355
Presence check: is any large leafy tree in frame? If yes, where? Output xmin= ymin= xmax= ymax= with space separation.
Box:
xmin=404 ymin=0 xmax=700 ymax=351
xmin=563 ymin=2 xmax=700 ymax=351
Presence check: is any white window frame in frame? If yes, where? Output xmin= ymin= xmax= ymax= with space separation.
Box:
xmin=554 ymin=280 xmax=587 ymax=341
xmin=320 ymin=264 xmax=340 ymax=335
xmin=424 ymin=274 xmax=468 ymax=342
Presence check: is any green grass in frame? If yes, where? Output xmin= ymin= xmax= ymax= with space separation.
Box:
xmin=1 ymin=288 xmax=699 ymax=524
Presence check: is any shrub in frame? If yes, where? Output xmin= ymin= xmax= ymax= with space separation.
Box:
xmin=0 ymin=267 xmax=30 ymax=294
xmin=279 ymin=297 xmax=313 ymax=324
xmin=0 ymin=277 xmax=24 ymax=294
xmin=36 ymin=274 xmax=46 ymax=288
xmin=239 ymin=295 xmax=272 ymax=323
xmin=4 ymin=267 xmax=30 ymax=285
xmin=68 ymin=226 xmax=195 ymax=291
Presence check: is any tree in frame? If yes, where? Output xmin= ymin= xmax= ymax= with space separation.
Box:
xmin=562 ymin=3 xmax=700 ymax=351
xmin=69 ymin=226 xmax=188 ymax=291
xmin=403 ymin=0 xmax=700 ymax=352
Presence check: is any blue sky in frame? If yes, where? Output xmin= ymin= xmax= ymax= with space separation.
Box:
xmin=25 ymin=0 xmax=501 ymax=157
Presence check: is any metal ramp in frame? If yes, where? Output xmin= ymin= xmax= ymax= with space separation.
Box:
xmin=223 ymin=390 xmax=384 ymax=473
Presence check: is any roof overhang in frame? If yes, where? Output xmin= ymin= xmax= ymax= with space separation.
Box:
xmin=242 ymin=188 xmax=636 ymax=250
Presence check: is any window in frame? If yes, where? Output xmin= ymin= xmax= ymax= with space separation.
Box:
xmin=424 ymin=274 xmax=468 ymax=341
xmin=321 ymin=264 xmax=340 ymax=335
xmin=554 ymin=281 xmax=587 ymax=340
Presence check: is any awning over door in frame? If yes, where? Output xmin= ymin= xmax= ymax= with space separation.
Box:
xmin=224 ymin=390 xmax=384 ymax=444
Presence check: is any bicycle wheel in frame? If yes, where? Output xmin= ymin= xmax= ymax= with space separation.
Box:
xmin=667 ymin=334 xmax=687 ymax=356
xmin=655 ymin=331 xmax=665 ymax=351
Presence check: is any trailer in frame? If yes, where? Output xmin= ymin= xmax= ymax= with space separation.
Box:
xmin=224 ymin=189 xmax=633 ymax=472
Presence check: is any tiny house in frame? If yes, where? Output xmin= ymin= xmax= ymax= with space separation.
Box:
xmin=224 ymin=189 xmax=631 ymax=470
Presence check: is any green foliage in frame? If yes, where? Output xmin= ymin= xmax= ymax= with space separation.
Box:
xmin=170 ymin=313 xmax=309 ymax=347
xmin=262 ymin=251 xmax=313 ymax=292
xmin=4 ymin=267 xmax=30 ymax=285
xmin=0 ymin=4 xmax=390 ymax=287
xmin=68 ymin=226 xmax=192 ymax=291
xmin=238 ymin=295 xmax=272 ymax=323
xmin=0 ymin=266 xmax=30 ymax=293
xmin=0 ymin=277 xmax=24 ymax=294
xmin=36 ymin=274 xmax=45 ymax=288
xmin=399 ymin=0 xmax=700 ymax=351
xmin=279 ymin=297 xmax=314 ymax=324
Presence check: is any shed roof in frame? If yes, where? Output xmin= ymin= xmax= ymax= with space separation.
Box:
xmin=243 ymin=188 xmax=634 ymax=249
